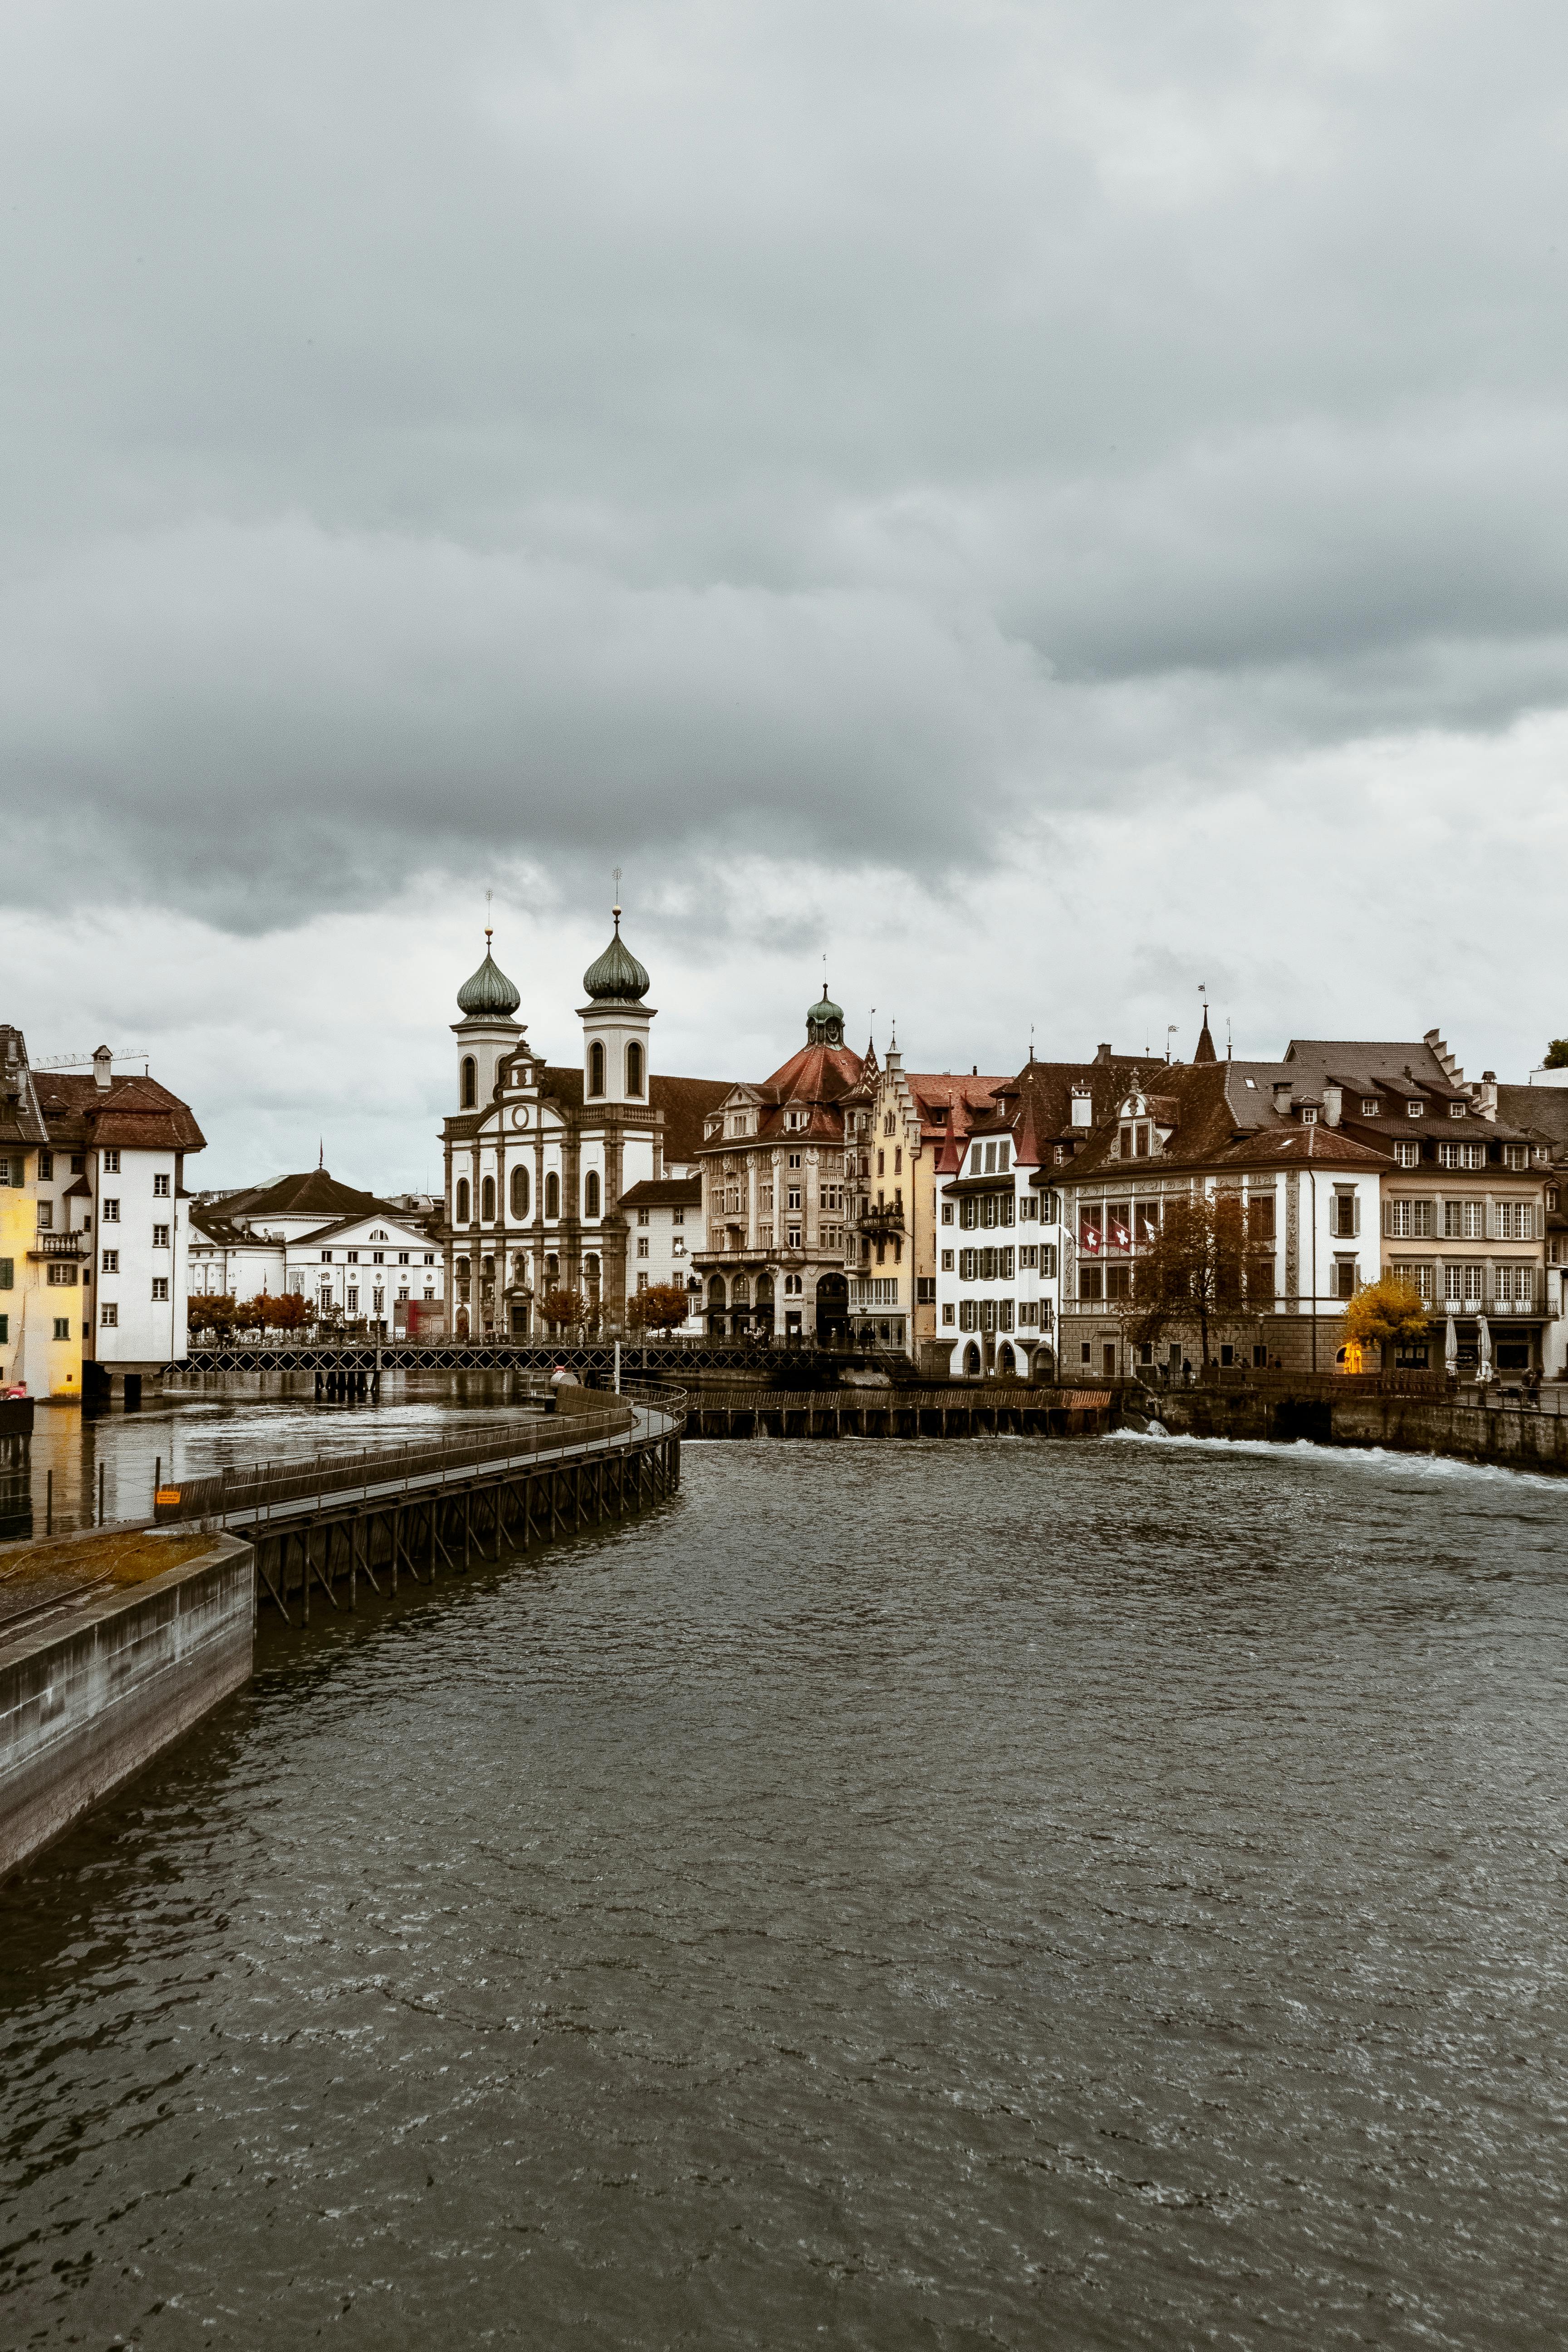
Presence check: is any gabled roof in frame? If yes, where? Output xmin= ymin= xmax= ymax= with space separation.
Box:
xmin=194 ymin=1169 xmax=402 ymax=1235
xmin=34 ymin=1069 xmax=206 ymax=1154
xmin=289 ymin=1211 xmax=434 ymax=1246
xmin=619 ymin=1176 xmax=702 ymax=1210
xmin=1066 ymin=1063 xmax=1391 ymax=1181
xmin=0 ymin=1026 xmax=48 ymax=1149
xmin=1495 ymin=1083 xmax=1568 ymax=1151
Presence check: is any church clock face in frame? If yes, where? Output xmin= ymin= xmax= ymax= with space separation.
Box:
xmin=511 ymin=1105 xmax=530 ymax=1128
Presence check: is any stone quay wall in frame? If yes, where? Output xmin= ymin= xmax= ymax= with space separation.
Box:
xmin=1153 ymin=1386 xmax=1568 ymax=1474
xmin=0 ymin=1533 xmax=254 ymax=1882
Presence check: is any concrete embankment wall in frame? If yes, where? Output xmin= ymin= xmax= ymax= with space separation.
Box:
xmin=1153 ymin=1388 xmax=1568 ymax=1475
xmin=0 ymin=1533 xmax=254 ymax=1881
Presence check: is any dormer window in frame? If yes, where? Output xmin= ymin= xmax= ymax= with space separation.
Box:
xmin=1406 ymin=1100 xmax=1423 ymax=1117
xmin=1448 ymin=1101 xmax=1465 ymax=1118
xmin=1361 ymin=1097 xmax=1380 ymax=1116
xmin=1393 ymin=1141 xmax=1418 ymax=1168
xmin=1301 ymin=1107 xmax=1318 ymax=1125
xmin=1136 ymin=1124 xmax=1150 ymax=1157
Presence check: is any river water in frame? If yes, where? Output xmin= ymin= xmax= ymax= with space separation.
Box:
xmin=3 ymin=1415 xmax=1568 ymax=2349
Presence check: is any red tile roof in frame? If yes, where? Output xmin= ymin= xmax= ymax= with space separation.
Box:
xmin=34 ymin=1070 xmax=206 ymax=1154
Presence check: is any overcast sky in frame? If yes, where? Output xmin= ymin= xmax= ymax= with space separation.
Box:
xmin=7 ymin=0 xmax=1568 ymax=1188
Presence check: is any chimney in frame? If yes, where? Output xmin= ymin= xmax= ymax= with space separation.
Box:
xmin=1272 ymin=1081 xmax=1294 ymax=1115
xmin=1476 ymin=1072 xmax=1499 ymax=1122
xmin=1323 ymin=1083 xmax=1342 ymax=1128
xmin=92 ymin=1044 xmax=113 ymax=1092
xmin=1095 ymin=1043 xmax=1113 ymax=1064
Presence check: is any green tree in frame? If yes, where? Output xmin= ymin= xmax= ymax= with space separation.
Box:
xmin=1128 ymin=1191 xmax=1273 ymax=1368
xmin=1545 ymin=1039 xmax=1568 ymax=1069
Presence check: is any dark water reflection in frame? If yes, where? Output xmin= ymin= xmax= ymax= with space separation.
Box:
xmin=3 ymin=1432 xmax=1568 ymax=2348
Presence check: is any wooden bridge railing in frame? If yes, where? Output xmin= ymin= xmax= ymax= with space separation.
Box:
xmin=156 ymin=1386 xmax=686 ymax=1529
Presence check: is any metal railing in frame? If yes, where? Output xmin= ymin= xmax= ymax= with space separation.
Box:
xmin=156 ymin=1384 xmax=686 ymax=1529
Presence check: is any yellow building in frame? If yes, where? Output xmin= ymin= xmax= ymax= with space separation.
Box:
xmin=1 ymin=1025 xmax=84 ymax=1401
xmin=842 ymin=1042 xmax=1010 ymax=1366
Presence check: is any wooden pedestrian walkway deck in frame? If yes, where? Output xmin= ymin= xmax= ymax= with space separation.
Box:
xmin=154 ymin=1388 xmax=686 ymax=1626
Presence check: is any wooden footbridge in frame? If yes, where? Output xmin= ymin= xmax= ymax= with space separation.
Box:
xmin=682 ymin=1386 xmax=1115 ymax=1439
xmin=154 ymin=1386 xmax=685 ymax=1627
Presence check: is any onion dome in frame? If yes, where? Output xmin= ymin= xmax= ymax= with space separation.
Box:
xmin=807 ymin=983 xmax=844 ymax=1046
xmin=583 ymin=907 xmax=650 ymax=1002
xmin=456 ymin=931 xmax=521 ymax=1017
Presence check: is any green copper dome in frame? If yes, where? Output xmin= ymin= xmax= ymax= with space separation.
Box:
xmin=807 ymin=983 xmax=843 ymax=1044
xmin=456 ymin=935 xmax=521 ymax=1017
xmin=583 ymin=912 xmax=650 ymax=1003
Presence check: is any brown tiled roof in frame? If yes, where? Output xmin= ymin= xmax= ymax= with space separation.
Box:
xmin=1216 ymin=1125 xmax=1389 ymax=1169
xmin=0 ymin=1027 xmax=48 ymax=1149
xmin=196 ymin=1169 xmax=400 ymax=1230
xmin=761 ymin=1042 xmax=865 ymax=1100
xmin=35 ymin=1070 xmax=206 ymax=1154
xmin=1495 ymin=1084 xmax=1568 ymax=1151
xmin=649 ymin=1075 xmax=733 ymax=1164
xmin=1068 ymin=1063 xmax=1389 ymax=1180
xmin=619 ymin=1176 xmax=702 ymax=1210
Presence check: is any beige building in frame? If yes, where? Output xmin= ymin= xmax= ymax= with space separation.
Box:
xmin=693 ymin=988 xmax=862 ymax=1342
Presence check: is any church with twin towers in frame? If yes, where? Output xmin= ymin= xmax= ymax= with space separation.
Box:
xmin=440 ymin=905 xmax=728 ymax=1337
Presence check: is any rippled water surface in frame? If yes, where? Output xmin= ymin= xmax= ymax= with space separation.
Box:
xmin=4 ymin=1430 xmax=1568 ymax=2349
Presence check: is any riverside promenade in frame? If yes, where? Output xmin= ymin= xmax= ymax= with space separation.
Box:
xmin=0 ymin=1386 xmax=685 ymax=1876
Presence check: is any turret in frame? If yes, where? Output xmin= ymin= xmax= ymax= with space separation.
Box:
xmin=579 ymin=902 xmax=654 ymax=1106
xmin=452 ymin=931 xmax=523 ymax=1111
xmin=807 ymin=984 xmax=844 ymax=1048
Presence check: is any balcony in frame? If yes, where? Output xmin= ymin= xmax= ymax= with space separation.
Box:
xmin=29 ymin=1230 xmax=86 ymax=1260
xmin=857 ymin=1204 xmax=906 ymax=1240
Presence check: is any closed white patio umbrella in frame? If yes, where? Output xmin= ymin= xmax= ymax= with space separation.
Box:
xmin=1477 ymin=1312 xmax=1493 ymax=1383
xmin=1444 ymin=1314 xmax=1458 ymax=1375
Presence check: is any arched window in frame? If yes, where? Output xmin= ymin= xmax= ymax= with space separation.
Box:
xmin=732 ymin=1274 xmax=750 ymax=1304
xmin=460 ymin=1056 xmax=477 ymax=1109
xmin=510 ymin=1164 xmax=530 ymax=1219
xmin=456 ymin=1177 xmax=471 ymax=1224
xmin=708 ymin=1275 xmax=725 ymax=1304
xmin=584 ymin=1169 xmax=600 ymax=1218
xmin=625 ymin=1041 xmax=644 ymax=1098
xmin=964 ymin=1342 xmax=980 ymax=1376
xmin=545 ymin=1171 xmax=560 ymax=1220
xmin=588 ymin=1040 xmax=606 ymax=1097
xmin=480 ymin=1175 xmax=495 ymax=1223
xmin=585 ymin=1253 xmax=600 ymax=1286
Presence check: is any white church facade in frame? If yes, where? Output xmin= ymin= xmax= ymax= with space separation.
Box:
xmin=439 ymin=912 xmax=729 ymax=1338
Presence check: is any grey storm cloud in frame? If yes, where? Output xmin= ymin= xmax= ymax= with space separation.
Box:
xmin=5 ymin=0 xmax=1568 ymax=927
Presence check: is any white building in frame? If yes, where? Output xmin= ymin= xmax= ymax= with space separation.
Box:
xmin=190 ymin=1170 xmax=443 ymax=1331
xmin=618 ymin=1176 xmax=703 ymax=1329
xmin=34 ymin=1045 xmax=206 ymax=1401
xmin=932 ymin=1049 xmax=1150 ymax=1379
xmin=440 ymin=913 xmax=728 ymax=1338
